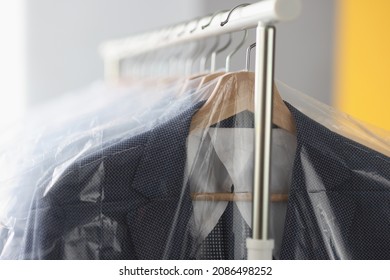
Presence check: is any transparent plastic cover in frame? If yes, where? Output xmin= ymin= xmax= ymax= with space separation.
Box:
xmin=0 ymin=74 xmax=388 ymax=260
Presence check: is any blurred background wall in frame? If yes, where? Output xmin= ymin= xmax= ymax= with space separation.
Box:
xmin=0 ymin=0 xmax=388 ymax=130
xmin=24 ymin=0 xmax=198 ymax=105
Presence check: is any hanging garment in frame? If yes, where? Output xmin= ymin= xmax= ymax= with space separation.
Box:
xmin=20 ymin=102 xmax=204 ymax=259
xmin=280 ymin=103 xmax=390 ymax=260
xmin=17 ymin=75 xmax=299 ymax=260
xmin=0 ymin=75 xmax=211 ymax=259
xmin=187 ymin=112 xmax=296 ymax=259
xmin=1 ymin=75 xmax=389 ymax=260
xmin=0 ymin=79 xmax=190 ymax=259
xmin=19 ymin=102 xmax=296 ymax=259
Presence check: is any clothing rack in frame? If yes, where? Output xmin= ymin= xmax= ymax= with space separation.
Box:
xmin=100 ymin=0 xmax=301 ymax=260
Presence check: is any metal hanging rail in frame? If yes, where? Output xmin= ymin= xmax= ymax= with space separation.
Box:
xmin=99 ymin=0 xmax=301 ymax=260
xmin=100 ymin=0 xmax=301 ymax=81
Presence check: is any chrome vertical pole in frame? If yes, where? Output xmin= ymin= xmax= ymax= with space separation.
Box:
xmin=252 ymin=23 xmax=275 ymax=241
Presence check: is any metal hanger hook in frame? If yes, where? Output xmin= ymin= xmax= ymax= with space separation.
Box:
xmin=225 ymin=29 xmax=248 ymax=72
xmin=220 ymin=3 xmax=250 ymax=26
xmin=211 ymin=33 xmax=232 ymax=72
xmin=202 ymin=10 xmax=229 ymax=30
xmin=200 ymin=36 xmax=220 ymax=73
xmin=215 ymin=33 xmax=232 ymax=55
xmin=245 ymin=42 xmax=256 ymax=71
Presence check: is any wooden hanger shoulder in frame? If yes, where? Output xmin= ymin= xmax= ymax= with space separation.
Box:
xmin=177 ymin=73 xmax=208 ymax=97
xmin=196 ymin=72 xmax=226 ymax=91
xmin=190 ymin=71 xmax=296 ymax=134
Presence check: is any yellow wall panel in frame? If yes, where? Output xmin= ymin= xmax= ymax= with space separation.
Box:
xmin=335 ymin=0 xmax=390 ymax=130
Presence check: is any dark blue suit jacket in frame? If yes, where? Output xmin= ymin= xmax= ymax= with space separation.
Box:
xmin=20 ymin=101 xmax=390 ymax=259
xmin=22 ymin=102 xmax=205 ymax=259
xmin=280 ymin=104 xmax=390 ymax=259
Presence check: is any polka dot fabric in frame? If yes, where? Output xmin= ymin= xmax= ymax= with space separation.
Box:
xmin=21 ymin=102 xmax=204 ymax=259
xmin=196 ymin=202 xmax=252 ymax=260
xmin=20 ymin=95 xmax=388 ymax=260
xmin=280 ymin=103 xmax=390 ymax=260
xmin=20 ymin=104 xmax=258 ymax=260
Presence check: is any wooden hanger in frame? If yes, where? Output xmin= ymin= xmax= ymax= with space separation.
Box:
xmin=177 ymin=72 xmax=208 ymax=96
xmin=191 ymin=192 xmax=288 ymax=202
xmin=190 ymin=71 xmax=296 ymax=134
xmin=196 ymin=71 xmax=226 ymax=91
xmin=189 ymin=71 xmax=294 ymax=203
xmin=179 ymin=71 xmax=226 ymax=96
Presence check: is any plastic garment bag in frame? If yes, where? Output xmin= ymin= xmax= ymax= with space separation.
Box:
xmin=0 ymin=75 xmax=297 ymax=259
xmin=1 ymin=75 xmax=389 ymax=260
xmin=0 ymin=77 xmax=191 ymax=259
xmin=276 ymin=81 xmax=390 ymax=259
xmin=9 ymin=79 xmax=210 ymax=259
xmin=187 ymin=125 xmax=296 ymax=259
xmin=0 ymin=75 xmax=221 ymax=259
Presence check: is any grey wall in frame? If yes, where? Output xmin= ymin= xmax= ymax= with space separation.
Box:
xmin=25 ymin=0 xmax=199 ymax=105
xmin=275 ymin=0 xmax=336 ymax=104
